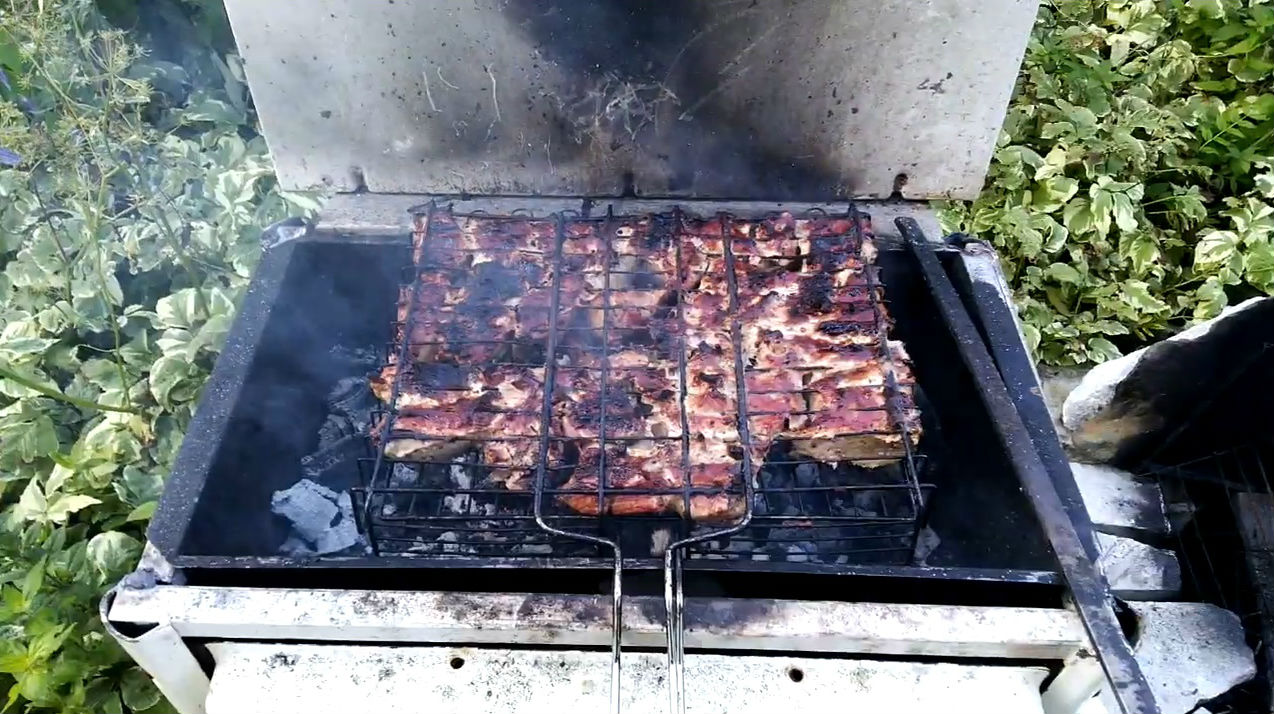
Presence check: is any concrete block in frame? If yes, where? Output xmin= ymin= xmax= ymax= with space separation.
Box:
xmin=1128 ymin=602 xmax=1256 ymax=714
xmin=1071 ymin=463 xmax=1170 ymax=537
xmin=1095 ymin=534 xmax=1180 ymax=601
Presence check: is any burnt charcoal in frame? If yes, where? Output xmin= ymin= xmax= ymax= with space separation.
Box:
xmin=318 ymin=377 xmax=377 ymax=446
xmin=301 ymin=433 xmax=365 ymax=482
xmin=794 ymin=462 xmax=820 ymax=488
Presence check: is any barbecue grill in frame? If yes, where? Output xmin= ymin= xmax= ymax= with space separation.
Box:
xmin=104 ymin=2 xmax=1162 ymax=713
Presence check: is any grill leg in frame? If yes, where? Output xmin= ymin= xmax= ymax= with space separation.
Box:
xmin=102 ymin=586 xmax=210 ymax=714
xmin=1042 ymin=653 xmax=1107 ymax=714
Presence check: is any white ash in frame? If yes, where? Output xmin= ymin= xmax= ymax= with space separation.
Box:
xmin=912 ymin=526 xmax=941 ymax=564
xmin=650 ymin=527 xmax=672 ymax=556
xmin=443 ymin=466 xmax=472 ymax=514
xmin=272 ymin=480 xmax=340 ymax=543
xmin=280 ymin=536 xmax=314 ymax=557
xmin=390 ymin=462 xmax=418 ymax=487
xmin=271 ymin=479 xmax=366 ymax=555
xmin=514 ymin=543 xmax=554 ymax=556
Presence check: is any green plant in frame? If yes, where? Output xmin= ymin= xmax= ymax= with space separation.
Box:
xmin=941 ymin=0 xmax=1274 ymax=366
xmin=0 ymin=0 xmax=318 ymax=710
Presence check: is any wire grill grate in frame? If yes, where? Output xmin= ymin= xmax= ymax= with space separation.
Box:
xmin=353 ymin=203 xmax=932 ymax=570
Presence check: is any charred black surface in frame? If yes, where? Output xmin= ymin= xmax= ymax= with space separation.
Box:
xmin=497 ymin=1 xmax=846 ymax=199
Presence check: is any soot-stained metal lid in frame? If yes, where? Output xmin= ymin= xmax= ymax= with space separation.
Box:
xmin=223 ymin=0 xmax=1039 ymax=201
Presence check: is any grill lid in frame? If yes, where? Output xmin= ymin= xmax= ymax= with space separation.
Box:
xmin=223 ymin=0 xmax=1038 ymax=200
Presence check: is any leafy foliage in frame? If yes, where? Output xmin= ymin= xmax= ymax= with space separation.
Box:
xmin=0 ymin=0 xmax=317 ymax=710
xmin=941 ymin=0 xmax=1274 ymax=366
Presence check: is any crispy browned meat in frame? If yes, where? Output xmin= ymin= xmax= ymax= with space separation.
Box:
xmin=557 ymin=441 xmax=681 ymax=516
xmin=381 ymin=210 xmax=919 ymax=519
xmin=381 ymin=365 xmax=545 ymax=461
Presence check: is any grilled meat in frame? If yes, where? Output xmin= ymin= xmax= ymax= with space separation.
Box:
xmin=379 ymin=210 xmax=920 ymax=520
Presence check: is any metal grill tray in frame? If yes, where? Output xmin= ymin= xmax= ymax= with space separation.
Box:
xmin=146 ymin=202 xmax=1058 ymax=583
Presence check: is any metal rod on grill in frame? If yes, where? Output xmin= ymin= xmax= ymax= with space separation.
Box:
xmin=899 ymin=217 xmax=1159 ymax=714
xmin=663 ymin=213 xmax=757 ymax=714
xmin=359 ymin=202 xmax=439 ymax=554
xmin=855 ymin=204 xmax=927 ymax=547
xmin=532 ymin=212 xmax=624 ymax=714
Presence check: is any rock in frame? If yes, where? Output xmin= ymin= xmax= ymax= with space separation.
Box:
xmin=271 ymin=479 xmax=340 ymax=544
xmin=1071 ymin=463 xmax=1169 ymax=537
xmin=1095 ymin=533 xmax=1180 ymax=600
xmin=1038 ymin=365 xmax=1088 ymax=437
xmin=1061 ymin=297 xmax=1274 ymax=463
xmin=1128 ymin=602 xmax=1256 ymax=714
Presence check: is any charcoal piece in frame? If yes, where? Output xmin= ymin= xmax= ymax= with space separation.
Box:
xmin=300 ymin=434 xmax=366 ymax=481
xmin=794 ymin=462 xmax=819 ymax=488
xmin=272 ymin=479 xmax=365 ymax=555
xmin=315 ymin=492 xmax=361 ymax=554
xmin=272 ymin=479 xmax=340 ymax=544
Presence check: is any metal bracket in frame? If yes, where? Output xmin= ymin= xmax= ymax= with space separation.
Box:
xmin=899 ymin=217 xmax=1159 ymax=714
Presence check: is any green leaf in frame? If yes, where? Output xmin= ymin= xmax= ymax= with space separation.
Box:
xmin=1047 ymin=263 xmax=1083 ymax=283
xmin=1194 ymin=230 xmax=1241 ymax=268
xmin=120 ymin=668 xmax=161 ymax=712
xmin=1121 ymin=236 xmax=1161 ymax=275
xmin=114 ymin=466 xmax=164 ymax=507
xmin=12 ymin=479 xmax=47 ymax=523
xmin=1122 ymin=280 xmax=1170 ymax=314
xmin=148 ymin=355 xmax=195 ymax=409
xmin=1194 ymin=277 xmax=1229 ymax=320
xmin=86 ymin=532 xmax=141 ymax=578
xmin=1111 ymin=193 xmax=1138 ymax=233
xmin=1033 ymin=176 xmax=1080 ymax=213
xmin=20 ymin=557 xmax=45 ymax=602
xmin=0 ymin=337 xmax=57 ymax=360
xmin=45 ymin=494 xmax=101 ymax=524
xmin=1062 ymin=199 xmax=1095 ymax=236
xmin=0 ymin=412 xmax=59 ymax=466
xmin=1246 ymin=241 xmax=1274 ymax=292
xmin=126 ymin=502 xmax=157 ymax=522
xmin=1257 ymin=173 xmax=1274 ymax=199
xmin=1188 ymin=0 xmax=1226 ymax=19
xmin=1087 ymin=337 xmax=1122 ymax=363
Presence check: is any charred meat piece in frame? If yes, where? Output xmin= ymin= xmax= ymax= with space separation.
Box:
xmin=553 ymin=358 xmax=681 ymax=439
xmin=786 ymin=343 xmax=921 ymax=465
xmin=556 ymin=441 xmax=682 ymax=516
xmin=381 ymin=366 xmax=545 ymax=461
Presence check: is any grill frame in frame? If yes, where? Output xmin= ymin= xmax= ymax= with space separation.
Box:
xmin=352 ymin=202 xmax=933 ymax=570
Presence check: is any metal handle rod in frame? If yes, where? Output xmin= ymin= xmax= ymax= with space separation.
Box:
xmin=664 ymin=214 xmax=757 ymax=714
xmin=899 ymin=217 xmax=1158 ymax=714
xmin=532 ymin=212 xmax=623 ymax=714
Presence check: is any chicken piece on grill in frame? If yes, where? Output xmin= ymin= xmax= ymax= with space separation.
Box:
xmin=382 ymin=208 xmax=921 ymax=519
xmin=557 ymin=441 xmax=748 ymax=522
xmin=556 ymin=441 xmax=682 ymax=516
xmin=381 ymin=366 xmax=545 ymax=461
xmin=480 ymin=440 xmax=559 ymax=492
xmin=786 ymin=344 xmax=922 ymax=465
xmin=553 ymin=358 xmax=681 ymax=439
xmin=403 ymin=304 xmax=517 ymax=364
xmin=745 ymin=368 xmax=805 ymax=438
